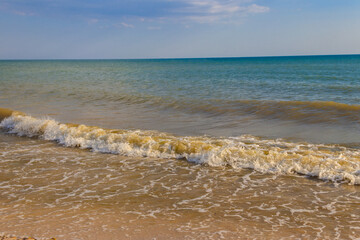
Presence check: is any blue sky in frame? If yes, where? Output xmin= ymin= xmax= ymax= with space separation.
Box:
xmin=1 ymin=0 xmax=360 ymax=59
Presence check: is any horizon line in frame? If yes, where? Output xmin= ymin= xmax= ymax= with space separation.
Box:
xmin=1 ymin=53 xmax=360 ymax=61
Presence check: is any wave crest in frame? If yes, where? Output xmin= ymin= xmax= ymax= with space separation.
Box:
xmin=1 ymin=111 xmax=359 ymax=184
xmin=96 ymin=95 xmax=360 ymax=124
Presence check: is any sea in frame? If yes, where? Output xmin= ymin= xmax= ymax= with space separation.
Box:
xmin=0 ymin=55 xmax=359 ymax=239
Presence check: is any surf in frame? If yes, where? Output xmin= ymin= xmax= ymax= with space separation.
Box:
xmin=1 ymin=108 xmax=359 ymax=184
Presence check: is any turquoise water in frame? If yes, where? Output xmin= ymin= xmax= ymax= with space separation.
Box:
xmin=2 ymin=55 xmax=360 ymax=103
xmin=1 ymin=55 xmax=359 ymax=144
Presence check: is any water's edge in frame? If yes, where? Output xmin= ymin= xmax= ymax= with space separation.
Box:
xmin=1 ymin=107 xmax=359 ymax=184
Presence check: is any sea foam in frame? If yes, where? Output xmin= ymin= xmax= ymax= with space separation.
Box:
xmin=1 ymin=112 xmax=359 ymax=184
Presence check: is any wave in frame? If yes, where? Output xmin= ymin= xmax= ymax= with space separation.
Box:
xmin=0 ymin=107 xmax=17 ymax=120
xmin=158 ymin=99 xmax=360 ymax=124
xmin=82 ymin=92 xmax=360 ymax=124
xmin=1 ymin=108 xmax=359 ymax=184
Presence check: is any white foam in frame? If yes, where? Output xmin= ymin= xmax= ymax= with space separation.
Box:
xmin=1 ymin=114 xmax=360 ymax=184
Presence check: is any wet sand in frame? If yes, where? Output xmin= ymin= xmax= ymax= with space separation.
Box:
xmin=1 ymin=133 xmax=359 ymax=239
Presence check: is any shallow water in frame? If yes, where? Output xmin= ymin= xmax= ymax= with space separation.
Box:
xmin=0 ymin=133 xmax=359 ymax=239
xmin=0 ymin=56 xmax=359 ymax=239
xmin=1 ymin=56 xmax=360 ymax=144
xmin=1 ymin=112 xmax=359 ymax=184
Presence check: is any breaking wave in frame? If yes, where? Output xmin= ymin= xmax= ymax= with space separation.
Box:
xmin=1 ymin=108 xmax=359 ymax=184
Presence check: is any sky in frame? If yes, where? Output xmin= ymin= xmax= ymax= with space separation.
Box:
xmin=1 ymin=0 xmax=360 ymax=59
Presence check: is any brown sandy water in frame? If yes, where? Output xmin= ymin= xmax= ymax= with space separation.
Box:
xmin=1 ymin=132 xmax=359 ymax=240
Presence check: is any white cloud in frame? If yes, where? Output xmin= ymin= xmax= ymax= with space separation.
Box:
xmin=246 ymin=4 xmax=270 ymax=13
xmin=174 ymin=0 xmax=269 ymax=23
xmin=183 ymin=0 xmax=269 ymax=14
xmin=121 ymin=22 xmax=134 ymax=28
xmin=1 ymin=0 xmax=268 ymax=26
xmin=187 ymin=0 xmax=240 ymax=14
xmin=113 ymin=22 xmax=135 ymax=28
